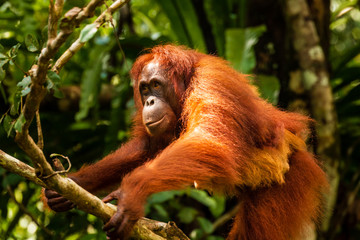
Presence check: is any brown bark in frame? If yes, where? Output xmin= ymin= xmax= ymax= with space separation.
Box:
xmin=0 ymin=150 xmax=189 ymax=240
xmin=282 ymin=0 xmax=340 ymax=236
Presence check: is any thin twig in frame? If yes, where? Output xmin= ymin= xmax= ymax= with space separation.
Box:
xmin=36 ymin=110 xmax=44 ymax=150
xmin=105 ymin=1 xmax=126 ymax=63
xmin=52 ymin=0 xmax=130 ymax=73
xmin=48 ymin=0 xmax=64 ymax=41
xmin=12 ymin=60 xmax=28 ymax=75
xmin=42 ymin=154 xmax=71 ymax=179
xmin=212 ymin=203 xmax=242 ymax=231
xmin=15 ymin=0 xmax=109 ymax=175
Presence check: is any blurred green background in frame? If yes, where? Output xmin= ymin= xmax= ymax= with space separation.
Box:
xmin=0 ymin=0 xmax=359 ymax=239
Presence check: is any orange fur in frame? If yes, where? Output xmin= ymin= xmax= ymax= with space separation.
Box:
xmin=123 ymin=45 xmax=328 ymax=239
xmin=66 ymin=45 xmax=328 ymax=239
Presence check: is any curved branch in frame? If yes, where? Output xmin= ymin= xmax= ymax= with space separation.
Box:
xmin=53 ymin=0 xmax=131 ymax=73
xmin=0 ymin=149 xmax=189 ymax=239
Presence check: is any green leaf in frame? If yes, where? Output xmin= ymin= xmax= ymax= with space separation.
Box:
xmin=225 ymin=25 xmax=266 ymax=73
xmin=53 ymin=86 xmax=64 ymax=98
xmin=174 ymin=0 xmax=206 ymax=51
xmin=254 ymin=75 xmax=280 ymax=105
xmin=46 ymin=78 xmax=54 ymax=90
xmin=79 ymin=23 xmax=98 ymax=43
xmin=11 ymin=93 xmax=21 ymax=115
xmin=0 ymin=67 xmax=5 ymax=80
xmin=147 ymin=190 xmax=182 ymax=204
xmin=189 ymin=189 xmax=216 ymax=208
xmin=209 ymin=195 xmax=226 ymax=218
xmin=14 ymin=113 xmax=26 ymax=133
xmin=78 ymin=234 xmax=99 ymax=240
xmin=7 ymin=43 xmax=21 ymax=58
xmin=0 ymin=84 xmax=6 ymax=104
xmin=190 ymin=229 xmax=204 ymax=240
xmin=46 ymin=71 xmax=63 ymax=98
xmin=0 ymin=58 xmax=9 ymax=68
xmin=337 ymin=102 xmax=360 ymax=118
xmin=0 ymin=53 xmax=7 ymax=59
xmin=0 ymin=43 xmax=4 ymax=52
xmin=2 ymin=174 xmax=23 ymax=188
xmin=204 ymin=0 xmax=228 ymax=56
xmin=197 ymin=217 xmax=213 ymax=234
xmin=17 ymin=76 xmax=31 ymax=88
xmin=25 ymin=33 xmax=39 ymax=52
xmin=3 ymin=115 xmax=15 ymax=137
xmin=337 ymin=84 xmax=360 ymax=105
xmin=21 ymin=87 xmax=31 ymax=96
xmin=153 ymin=204 xmax=169 ymax=219
xmin=206 ymin=236 xmax=225 ymax=240
xmin=47 ymin=70 xmax=61 ymax=84
xmin=330 ymin=1 xmax=358 ymax=21
xmin=333 ymin=42 xmax=360 ymax=73
xmin=178 ymin=207 xmax=198 ymax=224
xmin=155 ymin=0 xmax=190 ymax=45
xmin=75 ymin=46 xmax=105 ymax=121
xmin=332 ymin=66 xmax=360 ymax=92
xmin=0 ymin=113 xmax=5 ymax=124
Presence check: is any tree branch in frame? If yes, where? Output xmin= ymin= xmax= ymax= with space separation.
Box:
xmin=282 ymin=0 xmax=340 ymax=233
xmin=0 ymin=150 xmax=189 ymax=239
xmin=52 ymin=0 xmax=131 ymax=73
xmin=48 ymin=0 xmax=65 ymax=41
xmin=15 ymin=0 xmax=129 ymax=180
xmin=0 ymin=150 xmax=46 ymax=187
xmin=2 ymin=0 xmax=190 ymax=238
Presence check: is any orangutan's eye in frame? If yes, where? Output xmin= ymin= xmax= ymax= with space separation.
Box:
xmin=153 ymin=81 xmax=160 ymax=89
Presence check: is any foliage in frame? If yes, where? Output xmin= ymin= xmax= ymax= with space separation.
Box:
xmin=0 ymin=0 xmax=359 ymax=239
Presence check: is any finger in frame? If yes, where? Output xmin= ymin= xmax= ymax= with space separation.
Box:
xmin=45 ymin=189 xmax=62 ymax=198
xmin=49 ymin=201 xmax=74 ymax=212
xmin=47 ymin=196 xmax=70 ymax=205
xmin=114 ymin=216 xmax=135 ymax=240
xmin=117 ymin=214 xmax=130 ymax=235
xmin=102 ymin=194 xmax=115 ymax=203
xmin=103 ymin=209 xmax=123 ymax=232
xmin=106 ymin=230 xmax=120 ymax=240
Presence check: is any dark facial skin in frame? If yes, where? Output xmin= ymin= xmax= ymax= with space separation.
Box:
xmin=139 ymin=62 xmax=179 ymax=137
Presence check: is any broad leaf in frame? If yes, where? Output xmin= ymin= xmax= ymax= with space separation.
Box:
xmin=3 ymin=115 xmax=15 ymax=137
xmin=225 ymin=25 xmax=266 ymax=73
xmin=14 ymin=113 xmax=26 ymax=133
xmin=147 ymin=190 xmax=182 ymax=204
xmin=17 ymin=76 xmax=31 ymax=88
xmin=189 ymin=189 xmax=216 ymax=208
xmin=174 ymin=0 xmax=206 ymax=51
xmin=47 ymin=71 xmax=61 ymax=83
xmin=0 ymin=53 xmax=7 ymax=59
xmin=25 ymin=33 xmax=40 ymax=52
xmin=79 ymin=23 xmax=98 ymax=43
xmin=156 ymin=0 xmax=190 ymax=45
xmin=204 ymin=0 xmax=228 ymax=56
xmin=46 ymin=71 xmax=63 ymax=98
xmin=75 ymin=46 xmax=105 ymax=121
xmin=0 ymin=67 xmax=4 ymax=80
xmin=197 ymin=217 xmax=213 ymax=234
xmin=178 ymin=207 xmax=198 ymax=224
xmin=332 ymin=66 xmax=360 ymax=92
xmin=7 ymin=43 xmax=21 ymax=58
xmin=0 ymin=59 xmax=9 ymax=67
xmin=255 ymin=75 xmax=280 ymax=104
